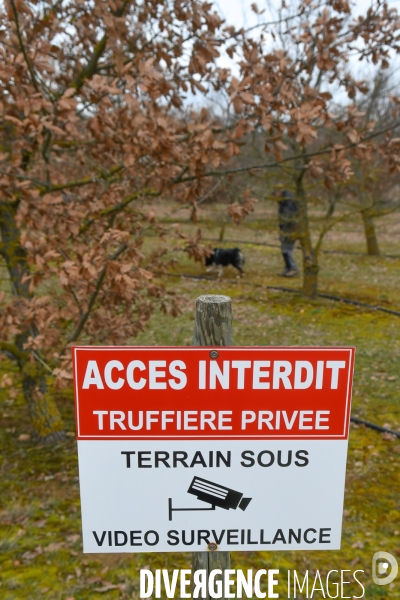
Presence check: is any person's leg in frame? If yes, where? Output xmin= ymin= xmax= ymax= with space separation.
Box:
xmin=280 ymin=237 xmax=290 ymax=272
xmin=282 ymin=251 xmax=291 ymax=271
xmin=286 ymin=240 xmax=298 ymax=272
xmin=280 ymin=239 xmax=298 ymax=275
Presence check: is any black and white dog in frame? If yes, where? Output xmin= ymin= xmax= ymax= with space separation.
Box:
xmin=205 ymin=248 xmax=245 ymax=277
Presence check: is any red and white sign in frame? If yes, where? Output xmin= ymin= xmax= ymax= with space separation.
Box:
xmin=73 ymin=347 xmax=354 ymax=440
xmin=73 ymin=346 xmax=355 ymax=553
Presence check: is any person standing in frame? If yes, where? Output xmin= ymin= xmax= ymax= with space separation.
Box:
xmin=278 ymin=190 xmax=299 ymax=277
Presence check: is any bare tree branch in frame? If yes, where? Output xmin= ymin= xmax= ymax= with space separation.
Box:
xmin=9 ymin=0 xmax=40 ymax=93
xmin=62 ymin=242 xmax=129 ymax=352
xmin=39 ymin=165 xmax=124 ymax=195
xmin=79 ymin=187 xmax=161 ymax=234
xmin=178 ymin=121 xmax=400 ymax=183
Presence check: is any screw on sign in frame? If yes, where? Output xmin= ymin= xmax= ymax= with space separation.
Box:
xmin=72 ymin=295 xmax=355 ymax=598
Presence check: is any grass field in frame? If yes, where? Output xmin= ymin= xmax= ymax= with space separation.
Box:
xmin=1 ymin=201 xmax=399 ymax=599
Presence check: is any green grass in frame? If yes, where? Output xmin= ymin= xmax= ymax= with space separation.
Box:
xmin=0 ymin=203 xmax=399 ymax=599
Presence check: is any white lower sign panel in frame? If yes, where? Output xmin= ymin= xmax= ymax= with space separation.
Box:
xmin=78 ymin=439 xmax=348 ymax=552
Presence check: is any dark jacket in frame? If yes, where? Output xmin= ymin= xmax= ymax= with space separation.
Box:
xmin=278 ymin=191 xmax=299 ymax=235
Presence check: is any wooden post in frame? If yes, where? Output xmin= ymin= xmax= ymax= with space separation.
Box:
xmin=192 ymin=294 xmax=232 ymax=599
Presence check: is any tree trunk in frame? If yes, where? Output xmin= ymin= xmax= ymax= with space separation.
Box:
xmin=22 ymin=361 xmax=65 ymax=443
xmin=302 ymin=261 xmax=319 ymax=299
xmin=296 ymin=174 xmax=319 ymax=298
xmin=0 ymin=200 xmax=65 ymax=443
xmin=326 ymin=187 xmax=341 ymax=218
xmin=326 ymin=198 xmax=336 ymax=218
xmin=361 ymin=208 xmax=380 ymax=256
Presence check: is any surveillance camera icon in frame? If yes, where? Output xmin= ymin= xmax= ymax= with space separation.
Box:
xmin=372 ymin=551 xmax=398 ymax=586
xmin=168 ymin=477 xmax=252 ymax=521
xmin=188 ymin=477 xmax=252 ymax=511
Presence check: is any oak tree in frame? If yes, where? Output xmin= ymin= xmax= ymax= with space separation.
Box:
xmin=0 ymin=0 xmax=236 ymax=442
xmin=210 ymin=0 xmax=400 ymax=295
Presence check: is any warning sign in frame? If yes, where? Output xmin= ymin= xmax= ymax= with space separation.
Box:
xmin=73 ymin=346 xmax=355 ymax=552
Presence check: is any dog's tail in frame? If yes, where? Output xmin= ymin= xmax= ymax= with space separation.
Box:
xmin=238 ymin=250 xmax=245 ymax=267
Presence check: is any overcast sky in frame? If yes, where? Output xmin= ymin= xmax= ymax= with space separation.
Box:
xmin=204 ymin=0 xmax=400 ymax=105
xmin=215 ymin=0 xmax=400 ymax=28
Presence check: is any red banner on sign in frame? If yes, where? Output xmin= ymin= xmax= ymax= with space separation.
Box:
xmin=72 ymin=347 xmax=354 ymax=440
